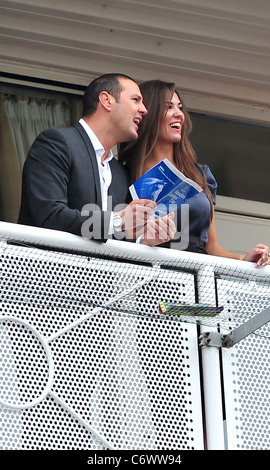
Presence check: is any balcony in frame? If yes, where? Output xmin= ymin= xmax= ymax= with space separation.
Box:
xmin=1 ymin=221 xmax=270 ymax=451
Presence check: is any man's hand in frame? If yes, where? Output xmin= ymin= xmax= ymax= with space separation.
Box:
xmin=120 ymin=199 xmax=157 ymax=230
xmin=140 ymin=212 xmax=176 ymax=246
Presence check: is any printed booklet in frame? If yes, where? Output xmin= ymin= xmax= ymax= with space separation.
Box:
xmin=129 ymin=158 xmax=202 ymax=217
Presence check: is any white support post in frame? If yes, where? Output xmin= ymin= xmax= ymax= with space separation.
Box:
xmin=197 ymin=266 xmax=225 ymax=450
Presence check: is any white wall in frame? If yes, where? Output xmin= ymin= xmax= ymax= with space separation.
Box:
xmin=215 ymin=212 xmax=270 ymax=254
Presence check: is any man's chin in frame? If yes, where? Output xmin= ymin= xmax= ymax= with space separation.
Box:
xmin=120 ymin=129 xmax=138 ymax=143
xmin=130 ymin=130 xmax=138 ymax=140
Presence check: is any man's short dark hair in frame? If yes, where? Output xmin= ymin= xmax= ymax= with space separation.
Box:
xmin=83 ymin=73 xmax=136 ymax=116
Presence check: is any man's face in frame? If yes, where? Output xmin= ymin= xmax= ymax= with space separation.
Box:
xmin=112 ymin=78 xmax=147 ymax=142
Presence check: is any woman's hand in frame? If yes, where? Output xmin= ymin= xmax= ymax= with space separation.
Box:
xmin=243 ymin=244 xmax=270 ymax=267
xmin=141 ymin=212 xmax=176 ymax=246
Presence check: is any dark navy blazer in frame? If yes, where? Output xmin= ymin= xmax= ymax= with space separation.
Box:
xmin=18 ymin=122 xmax=129 ymax=241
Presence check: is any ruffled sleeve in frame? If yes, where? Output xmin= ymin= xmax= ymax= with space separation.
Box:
xmin=200 ymin=164 xmax=217 ymax=205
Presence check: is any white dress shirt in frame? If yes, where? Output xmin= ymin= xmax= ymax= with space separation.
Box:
xmin=79 ymin=119 xmax=144 ymax=242
xmin=79 ymin=118 xmax=116 ymax=234
xmin=79 ymin=118 xmax=113 ymax=211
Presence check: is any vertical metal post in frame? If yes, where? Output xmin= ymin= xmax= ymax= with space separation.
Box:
xmin=197 ymin=266 xmax=225 ymax=450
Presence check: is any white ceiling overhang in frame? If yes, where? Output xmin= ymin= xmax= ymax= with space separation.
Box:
xmin=0 ymin=0 xmax=270 ymax=121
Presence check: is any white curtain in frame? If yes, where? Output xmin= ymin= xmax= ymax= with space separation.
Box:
xmin=0 ymin=92 xmax=82 ymax=222
xmin=4 ymin=95 xmax=72 ymax=171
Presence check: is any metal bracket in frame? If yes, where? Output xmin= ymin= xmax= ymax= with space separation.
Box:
xmin=199 ymin=306 xmax=270 ymax=349
xmin=199 ymin=331 xmax=224 ymax=349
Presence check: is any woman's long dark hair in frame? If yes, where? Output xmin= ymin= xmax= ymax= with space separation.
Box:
xmin=118 ymin=79 xmax=213 ymax=216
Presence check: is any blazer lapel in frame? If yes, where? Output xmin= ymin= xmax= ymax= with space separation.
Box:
xmin=108 ymin=160 xmax=120 ymax=208
xmin=73 ymin=122 xmax=102 ymax=209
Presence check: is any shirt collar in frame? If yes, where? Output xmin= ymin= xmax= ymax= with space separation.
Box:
xmin=79 ymin=118 xmax=113 ymax=162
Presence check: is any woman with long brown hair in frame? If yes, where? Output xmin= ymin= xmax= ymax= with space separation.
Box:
xmin=118 ymin=79 xmax=269 ymax=265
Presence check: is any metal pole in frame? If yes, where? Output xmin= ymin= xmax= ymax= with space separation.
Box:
xmin=197 ymin=266 xmax=225 ymax=450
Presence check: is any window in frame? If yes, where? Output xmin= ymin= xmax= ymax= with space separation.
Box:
xmin=0 ymin=79 xmax=83 ymax=222
xmin=189 ymin=112 xmax=270 ymax=204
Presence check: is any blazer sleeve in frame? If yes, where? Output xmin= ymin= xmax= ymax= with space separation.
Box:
xmin=18 ymin=128 xmax=111 ymax=241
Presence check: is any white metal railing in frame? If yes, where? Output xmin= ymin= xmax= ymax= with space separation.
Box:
xmin=2 ymin=220 xmax=270 ymax=278
xmin=1 ymin=221 xmax=270 ymax=450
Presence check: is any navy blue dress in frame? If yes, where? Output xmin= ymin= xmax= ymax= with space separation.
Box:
xmin=164 ymin=165 xmax=217 ymax=253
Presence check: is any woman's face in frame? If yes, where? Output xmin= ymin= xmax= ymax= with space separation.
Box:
xmin=157 ymin=92 xmax=185 ymax=144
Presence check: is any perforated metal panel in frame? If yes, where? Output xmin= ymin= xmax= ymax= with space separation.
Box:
xmin=216 ymin=276 xmax=270 ymax=339
xmin=222 ymin=335 xmax=270 ymax=450
xmin=0 ymin=242 xmax=204 ymax=450
xmin=1 ymin=226 xmax=270 ymax=451
xmin=217 ymin=276 xmax=270 ymax=450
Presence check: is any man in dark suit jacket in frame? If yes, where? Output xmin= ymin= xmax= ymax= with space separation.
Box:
xmin=18 ymin=73 xmax=176 ymax=245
